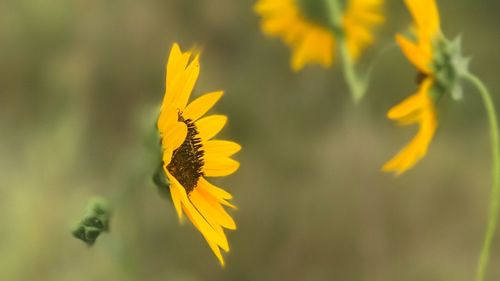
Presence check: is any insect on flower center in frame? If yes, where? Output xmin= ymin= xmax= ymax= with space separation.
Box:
xmin=167 ymin=112 xmax=205 ymax=194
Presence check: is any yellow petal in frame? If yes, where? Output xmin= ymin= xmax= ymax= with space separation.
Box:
xmin=395 ymin=34 xmax=430 ymax=73
xmin=203 ymin=156 xmax=240 ymax=177
xmin=203 ymin=140 xmax=241 ymax=157
xmin=196 ymin=183 xmax=237 ymax=230
xmin=183 ymin=91 xmax=224 ymax=121
xmin=172 ymin=176 xmax=229 ymax=263
xmin=189 ymin=190 xmax=230 ymax=249
xmin=405 ymin=0 xmax=440 ymax=39
xmin=206 ymin=238 xmax=225 ymax=267
xmin=383 ymin=79 xmax=437 ymax=175
xmin=166 ymin=171 xmax=184 ymax=222
xmin=198 ymin=177 xmax=233 ymax=200
xmin=166 ymin=43 xmax=190 ymax=90
xmin=157 ymin=105 xmax=177 ymax=136
xmin=182 ymin=202 xmax=228 ymax=265
xmin=161 ymin=121 xmax=187 ymax=154
xmin=290 ymin=30 xmax=334 ymax=71
xmin=387 ymin=92 xmax=424 ymax=121
xmin=195 ymin=115 xmax=227 ymax=141
xmin=382 ymin=112 xmax=437 ymax=175
xmin=165 ymin=44 xmax=191 ymax=107
xmin=220 ymin=199 xmax=237 ymax=210
xmin=342 ymin=0 xmax=384 ymax=60
xmin=396 ymin=111 xmax=422 ymax=126
xmin=172 ymin=54 xmax=200 ymax=110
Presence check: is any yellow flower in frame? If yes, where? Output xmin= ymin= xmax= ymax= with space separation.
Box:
xmin=382 ymin=0 xmax=441 ymax=175
xmin=254 ymin=0 xmax=384 ymax=71
xmin=157 ymin=43 xmax=240 ymax=266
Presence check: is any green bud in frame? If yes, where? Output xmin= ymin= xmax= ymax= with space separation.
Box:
xmin=72 ymin=197 xmax=111 ymax=246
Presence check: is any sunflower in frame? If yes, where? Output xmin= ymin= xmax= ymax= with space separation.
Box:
xmin=157 ymin=43 xmax=240 ymax=266
xmin=254 ymin=0 xmax=384 ymax=71
xmin=382 ymin=0 xmax=441 ymax=175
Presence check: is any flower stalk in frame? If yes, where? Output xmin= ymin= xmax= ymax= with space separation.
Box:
xmin=338 ymin=35 xmax=366 ymax=103
xmin=326 ymin=0 xmax=367 ymax=103
xmin=464 ymin=73 xmax=500 ymax=281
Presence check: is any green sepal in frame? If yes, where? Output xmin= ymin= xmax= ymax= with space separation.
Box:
xmin=153 ymin=162 xmax=171 ymax=198
xmin=432 ymin=35 xmax=471 ymax=101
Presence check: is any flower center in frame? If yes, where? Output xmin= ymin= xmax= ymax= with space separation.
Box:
xmin=296 ymin=0 xmax=346 ymax=27
xmin=167 ymin=113 xmax=205 ymax=194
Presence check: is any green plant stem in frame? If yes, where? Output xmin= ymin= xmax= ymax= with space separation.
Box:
xmin=338 ymin=36 xmax=365 ymax=103
xmin=464 ymin=72 xmax=500 ymax=281
xmin=326 ymin=0 xmax=366 ymax=103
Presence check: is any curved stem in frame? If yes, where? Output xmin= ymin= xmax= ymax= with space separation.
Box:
xmin=338 ymin=36 xmax=365 ymax=103
xmin=326 ymin=0 xmax=365 ymax=103
xmin=464 ymin=73 xmax=500 ymax=281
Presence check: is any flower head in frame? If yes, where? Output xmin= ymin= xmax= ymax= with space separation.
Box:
xmin=254 ymin=0 xmax=384 ymax=71
xmin=383 ymin=0 xmax=468 ymax=175
xmin=383 ymin=0 xmax=440 ymax=175
xmin=157 ymin=43 xmax=240 ymax=266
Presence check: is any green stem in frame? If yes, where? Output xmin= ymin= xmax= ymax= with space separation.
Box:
xmin=339 ymin=36 xmax=365 ymax=103
xmin=464 ymin=73 xmax=500 ymax=281
xmin=326 ymin=0 xmax=366 ymax=103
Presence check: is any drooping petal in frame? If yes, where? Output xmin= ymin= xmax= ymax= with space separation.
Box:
xmin=190 ymin=188 xmax=235 ymax=231
xmin=198 ymin=177 xmax=233 ymax=200
xmin=166 ymin=171 xmax=184 ymax=222
xmin=182 ymin=196 xmax=229 ymax=256
xmin=170 ymin=174 xmax=229 ymax=263
xmin=196 ymin=115 xmax=227 ymax=141
xmin=387 ymin=92 xmax=424 ymax=122
xmin=183 ymin=91 xmax=224 ymax=121
xmin=383 ymin=79 xmax=437 ymax=175
xmin=382 ymin=107 xmax=437 ymax=175
xmin=388 ymin=78 xmax=432 ymax=120
xmin=196 ymin=180 xmax=237 ymax=229
xmin=189 ymin=190 xmax=229 ymax=248
xmin=204 ymin=235 xmax=225 ymax=267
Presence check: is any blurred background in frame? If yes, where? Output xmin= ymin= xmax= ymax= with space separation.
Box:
xmin=1 ymin=0 xmax=500 ymax=280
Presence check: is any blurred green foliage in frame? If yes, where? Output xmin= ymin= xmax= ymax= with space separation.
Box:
xmin=1 ymin=0 xmax=500 ymax=280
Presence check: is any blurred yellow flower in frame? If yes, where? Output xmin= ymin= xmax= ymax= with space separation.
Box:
xmin=383 ymin=0 xmax=441 ymax=175
xmin=254 ymin=0 xmax=384 ymax=71
xmin=157 ymin=43 xmax=240 ymax=266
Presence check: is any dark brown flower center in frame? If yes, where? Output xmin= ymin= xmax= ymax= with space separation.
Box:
xmin=166 ymin=113 xmax=205 ymax=194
